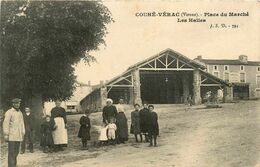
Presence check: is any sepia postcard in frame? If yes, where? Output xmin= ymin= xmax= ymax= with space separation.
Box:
xmin=0 ymin=0 xmax=260 ymax=167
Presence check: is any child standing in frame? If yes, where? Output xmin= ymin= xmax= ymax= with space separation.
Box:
xmin=140 ymin=102 xmax=150 ymax=142
xmin=107 ymin=118 xmax=117 ymax=145
xmin=147 ymin=105 xmax=159 ymax=147
xmin=40 ymin=115 xmax=56 ymax=153
xmin=78 ymin=112 xmax=91 ymax=150
xmin=21 ymin=107 xmax=35 ymax=154
xmin=130 ymin=104 xmax=142 ymax=142
xmin=99 ymin=123 xmax=108 ymax=146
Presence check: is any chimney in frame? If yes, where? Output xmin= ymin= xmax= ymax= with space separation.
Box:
xmin=88 ymin=81 xmax=91 ymax=86
xmin=197 ymin=55 xmax=202 ymax=60
xmin=100 ymin=80 xmax=104 ymax=86
xmin=239 ymin=55 xmax=248 ymax=63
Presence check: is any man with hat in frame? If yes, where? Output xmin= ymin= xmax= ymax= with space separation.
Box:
xmin=3 ymin=98 xmax=25 ymax=167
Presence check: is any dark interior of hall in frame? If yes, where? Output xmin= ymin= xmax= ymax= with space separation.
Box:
xmin=107 ymin=87 xmax=131 ymax=104
xmin=140 ymin=71 xmax=193 ymax=104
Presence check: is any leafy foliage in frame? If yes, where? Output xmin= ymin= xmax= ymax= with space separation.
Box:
xmin=1 ymin=1 xmax=113 ymax=108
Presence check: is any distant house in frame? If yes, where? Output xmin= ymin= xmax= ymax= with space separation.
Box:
xmin=43 ymin=81 xmax=93 ymax=115
xmin=194 ymin=55 xmax=260 ymax=100
xmin=80 ymin=49 xmax=232 ymax=112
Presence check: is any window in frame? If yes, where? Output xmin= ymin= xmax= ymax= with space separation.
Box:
xmin=257 ymin=75 xmax=260 ymax=86
xmin=240 ymin=65 xmax=244 ymax=71
xmin=224 ymin=65 xmax=229 ymax=71
xmin=257 ymin=66 xmax=260 ymax=72
xmin=240 ymin=73 xmax=246 ymax=83
xmin=213 ymin=71 xmax=219 ymax=77
xmin=213 ymin=65 xmax=218 ymax=70
xmin=67 ymin=105 xmax=75 ymax=110
xmin=224 ymin=72 xmax=229 ymax=82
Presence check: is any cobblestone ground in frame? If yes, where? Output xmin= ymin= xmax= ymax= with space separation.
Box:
xmin=1 ymin=100 xmax=260 ymax=167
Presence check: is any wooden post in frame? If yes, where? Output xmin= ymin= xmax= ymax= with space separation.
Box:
xmin=132 ymin=69 xmax=142 ymax=105
xmin=193 ymin=70 xmax=202 ymax=105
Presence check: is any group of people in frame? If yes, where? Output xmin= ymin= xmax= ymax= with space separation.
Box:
xmin=2 ymin=98 xmax=68 ymax=167
xmin=2 ymin=97 xmax=159 ymax=167
xmin=130 ymin=103 xmax=159 ymax=146
xmin=81 ymin=98 xmax=160 ymax=148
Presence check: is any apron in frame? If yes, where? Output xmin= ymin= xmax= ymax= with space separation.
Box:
xmin=52 ymin=117 xmax=68 ymax=145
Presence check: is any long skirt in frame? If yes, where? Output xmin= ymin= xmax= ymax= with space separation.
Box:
xmin=40 ymin=132 xmax=54 ymax=147
xmin=116 ymin=112 xmax=128 ymax=141
xmin=78 ymin=125 xmax=90 ymax=140
xmin=52 ymin=117 xmax=68 ymax=146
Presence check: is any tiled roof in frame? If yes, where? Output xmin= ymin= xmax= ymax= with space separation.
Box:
xmin=197 ymin=59 xmax=260 ymax=66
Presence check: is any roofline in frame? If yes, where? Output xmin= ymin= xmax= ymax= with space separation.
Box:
xmin=128 ymin=48 xmax=206 ymax=70
xmin=80 ymin=87 xmax=101 ymax=104
xmin=197 ymin=59 xmax=260 ymax=65
xmin=199 ymin=69 xmax=231 ymax=86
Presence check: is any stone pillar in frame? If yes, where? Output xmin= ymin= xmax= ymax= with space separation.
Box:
xmin=129 ymin=87 xmax=134 ymax=105
xmin=223 ymin=86 xmax=233 ymax=102
xmin=100 ymin=85 xmax=108 ymax=109
xmin=132 ymin=69 xmax=142 ymax=105
xmin=182 ymin=74 xmax=190 ymax=104
xmin=193 ymin=70 xmax=202 ymax=105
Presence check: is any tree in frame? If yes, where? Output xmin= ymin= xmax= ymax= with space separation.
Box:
xmin=0 ymin=1 xmax=113 ymax=111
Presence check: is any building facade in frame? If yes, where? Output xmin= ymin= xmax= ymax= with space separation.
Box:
xmin=195 ymin=55 xmax=260 ymax=100
xmin=80 ymin=49 xmax=232 ymax=112
xmin=44 ymin=82 xmax=93 ymax=115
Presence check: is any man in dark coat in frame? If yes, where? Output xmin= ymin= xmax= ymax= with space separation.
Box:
xmin=102 ymin=98 xmax=117 ymax=124
xmin=20 ymin=107 xmax=35 ymax=154
xmin=139 ymin=102 xmax=150 ymax=142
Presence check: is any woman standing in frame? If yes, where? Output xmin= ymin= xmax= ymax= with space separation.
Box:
xmin=116 ymin=99 xmax=128 ymax=144
xmin=130 ymin=104 xmax=142 ymax=142
xmin=102 ymin=98 xmax=117 ymax=124
xmin=51 ymin=100 xmax=68 ymax=152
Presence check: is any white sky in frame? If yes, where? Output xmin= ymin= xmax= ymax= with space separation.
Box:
xmin=75 ymin=1 xmax=260 ymax=85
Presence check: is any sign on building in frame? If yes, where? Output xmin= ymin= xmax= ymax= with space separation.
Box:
xmin=229 ymin=72 xmax=240 ymax=83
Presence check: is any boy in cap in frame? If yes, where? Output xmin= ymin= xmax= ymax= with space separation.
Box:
xmin=3 ymin=98 xmax=25 ymax=167
xmin=20 ymin=107 xmax=35 ymax=154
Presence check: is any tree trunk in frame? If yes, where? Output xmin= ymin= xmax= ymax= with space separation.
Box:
xmin=30 ymin=93 xmax=44 ymax=140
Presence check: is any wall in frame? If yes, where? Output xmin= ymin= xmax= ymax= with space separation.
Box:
xmin=206 ymin=64 xmax=260 ymax=98
xmin=80 ymin=89 xmax=102 ymax=113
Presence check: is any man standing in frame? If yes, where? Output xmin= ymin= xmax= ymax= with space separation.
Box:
xmin=51 ymin=100 xmax=68 ymax=152
xmin=3 ymin=98 xmax=25 ymax=167
xmin=20 ymin=107 xmax=35 ymax=154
